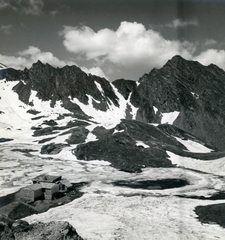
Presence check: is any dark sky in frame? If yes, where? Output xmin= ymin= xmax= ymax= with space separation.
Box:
xmin=0 ymin=0 xmax=225 ymax=80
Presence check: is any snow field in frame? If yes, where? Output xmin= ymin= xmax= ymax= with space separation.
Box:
xmin=24 ymin=193 xmax=225 ymax=240
xmin=175 ymin=137 xmax=213 ymax=153
xmin=161 ymin=111 xmax=180 ymax=124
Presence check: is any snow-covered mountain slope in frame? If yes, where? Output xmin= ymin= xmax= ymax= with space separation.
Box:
xmin=2 ymin=57 xmax=225 ymax=171
xmin=2 ymin=56 xmax=225 ymax=239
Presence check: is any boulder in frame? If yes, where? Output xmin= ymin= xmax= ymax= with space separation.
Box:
xmin=0 ymin=214 xmax=83 ymax=240
xmin=41 ymin=143 xmax=69 ymax=155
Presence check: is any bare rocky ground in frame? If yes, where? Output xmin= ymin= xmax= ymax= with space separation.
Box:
xmin=0 ymin=214 xmax=83 ymax=240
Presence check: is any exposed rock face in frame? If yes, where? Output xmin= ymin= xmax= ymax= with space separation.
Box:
xmin=0 ymin=215 xmax=83 ymax=240
xmin=65 ymin=127 xmax=89 ymax=144
xmin=40 ymin=143 xmax=69 ymax=155
xmin=5 ymin=61 xmax=119 ymax=115
xmin=0 ymin=69 xmax=6 ymax=80
xmin=135 ymin=55 xmax=225 ymax=150
xmin=0 ymin=63 xmax=7 ymax=79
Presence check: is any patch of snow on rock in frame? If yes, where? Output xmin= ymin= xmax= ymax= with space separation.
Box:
xmin=136 ymin=141 xmax=149 ymax=148
xmin=175 ymin=137 xmax=213 ymax=153
xmin=95 ymin=82 xmax=104 ymax=96
xmin=0 ymin=80 xmax=33 ymax=141
xmin=127 ymin=93 xmax=138 ymax=120
xmin=153 ymin=106 xmax=158 ymax=114
xmin=161 ymin=111 xmax=180 ymax=124
xmin=29 ymin=90 xmax=70 ymax=116
xmin=113 ymin=129 xmax=124 ymax=134
xmin=71 ymin=94 xmax=124 ymax=129
xmin=85 ymin=132 xmax=98 ymax=143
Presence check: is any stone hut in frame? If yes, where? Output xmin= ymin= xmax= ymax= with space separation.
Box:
xmin=58 ymin=179 xmax=73 ymax=192
xmin=19 ymin=175 xmax=72 ymax=202
xmin=19 ymin=184 xmax=43 ymax=202
xmin=32 ymin=175 xmax=62 ymax=184
xmin=40 ymin=182 xmax=59 ymax=200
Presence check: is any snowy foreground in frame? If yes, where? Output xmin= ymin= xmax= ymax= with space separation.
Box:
xmin=1 ymin=142 xmax=225 ymax=240
xmin=1 ymin=79 xmax=225 ymax=239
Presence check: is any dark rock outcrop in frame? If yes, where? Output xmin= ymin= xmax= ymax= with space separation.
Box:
xmin=0 ymin=63 xmax=7 ymax=79
xmin=0 ymin=69 xmax=6 ymax=79
xmin=41 ymin=143 xmax=69 ymax=155
xmin=74 ymin=118 xmax=225 ymax=172
xmin=74 ymin=119 xmax=184 ymax=172
xmin=0 ymin=202 xmax=37 ymax=220
xmin=0 ymin=215 xmax=83 ymax=240
xmin=66 ymin=127 xmax=89 ymax=144
xmin=5 ymin=61 xmax=119 ymax=115
xmin=195 ymin=203 xmax=225 ymax=228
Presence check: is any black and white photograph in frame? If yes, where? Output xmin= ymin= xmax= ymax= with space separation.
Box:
xmin=1 ymin=0 xmax=225 ymax=239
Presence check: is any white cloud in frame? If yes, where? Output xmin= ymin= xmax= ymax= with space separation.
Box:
xmin=81 ymin=66 xmax=108 ymax=79
xmin=60 ymin=21 xmax=225 ymax=74
xmin=0 ymin=46 xmax=77 ymax=69
xmin=194 ymin=49 xmax=225 ymax=70
xmin=60 ymin=21 xmax=194 ymax=71
xmin=0 ymin=24 xmax=12 ymax=35
xmin=0 ymin=46 xmax=107 ymax=79
xmin=166 ymin=18 xmax=199 ymax=28
xmin=17 ymin=46 xmax=75 ymax=68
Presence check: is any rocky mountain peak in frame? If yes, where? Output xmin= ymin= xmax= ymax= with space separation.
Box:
xmin=159 ymin=55 xmax=205 ymax=79
xmin=135 ymin=56 xmax=225 ymax=150
xmin=3 ymin=55 xmax=225 ymax=152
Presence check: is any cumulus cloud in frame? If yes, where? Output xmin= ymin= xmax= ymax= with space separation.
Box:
xmin=0 ymin=46 xmax=74 ymax=69
xmin=60 ymin=21 xmax=225 ymax=73
xmin=81 ymin=66 xmax=108 ymax=79
xmin=194 ymin=49 xmax=225 ymax=69
xmin=16 ymin=46 xmax=75 ymax=68
xmin=166 ymin=18 xmax=199 ymax=28
xmin=0 ymin=24 xmax=12 ymax=35
xmin=60 ymin=21 xmax=194 ymax=71
xmin=0 ymin=46 xmax=107 ymax=78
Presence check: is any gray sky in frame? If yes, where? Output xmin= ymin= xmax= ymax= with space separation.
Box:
xmin=0 ymin=0 xmax=225 ymax=81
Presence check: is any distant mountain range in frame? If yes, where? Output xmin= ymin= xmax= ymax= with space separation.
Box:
xmin=2 ymin=55 xmax=225 ymax=172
